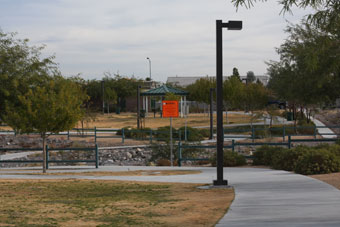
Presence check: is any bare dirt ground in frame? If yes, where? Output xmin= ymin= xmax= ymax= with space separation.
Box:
xmin=310 ymin=172 xmax=340 ymax=190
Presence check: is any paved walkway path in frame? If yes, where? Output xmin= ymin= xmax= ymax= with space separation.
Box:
xmin=0 ymin=151 xmax=40 ymax=160
xmin=311 ymin=116 xmax=337 ymax=139
xmin=1 ymin=166 xmax=340 ymax=226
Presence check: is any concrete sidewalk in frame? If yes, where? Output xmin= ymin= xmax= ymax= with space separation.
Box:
xmin=0 ymin=151 xmax=40 ymax=160
xmin=311 ymin=116 xmax=337 ymax=139
xmin=217 ymin=168 xmax=340 ymax=227
xmin=1 ymin=166 xmax=340 ymax=226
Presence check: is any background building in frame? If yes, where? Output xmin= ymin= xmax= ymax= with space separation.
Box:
xmin=167 ymin=75 xmax=269 ymax=87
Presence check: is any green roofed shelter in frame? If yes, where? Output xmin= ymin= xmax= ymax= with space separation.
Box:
xmin=140 ymin=85 xmax=189 ymax=117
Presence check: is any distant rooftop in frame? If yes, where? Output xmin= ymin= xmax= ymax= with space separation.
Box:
xmin=141 ymin=84 xmax=188 ymax=96
xmin=167 ymin=75 xmax=269 ymax=87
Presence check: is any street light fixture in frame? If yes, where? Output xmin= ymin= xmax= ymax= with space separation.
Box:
xmin=146 ymin=57 xmax=151 ymax=80
xmin=214 ymin=20 xmax=242 ymax=186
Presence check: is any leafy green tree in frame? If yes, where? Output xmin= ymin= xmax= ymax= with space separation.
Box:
xmin=224 ymin=75 xmax=269 ymax=123
xmin=267 ymin=61 xmax=301 ymax=126
xmin=232 ymin=67 xmax=241 ymax=81
xmin=186 ymin=77 xmax=215 ymax=104
xmin=223 ymin=75 xmax=244 ymax=110
xmin=67 ymin=76 xmax=98 ymax=131
xmin=267 ymin=20 xmax=340 ymax=125
xmin=223 ymin=75 xmax=245 ymax=123
xmin=231 ymin=0 xmax=340 ymax=32
xmin=164 ymin=92 xmax=181 ymax=101
xmin=103 ymin=73 xmax=142 ymax=112
xmin=246 ymin=71 xmax=256 ymax=83
xmin=266 ymin=105 xmax=282 ymax=127
xmin=0 ymin=30 xmax=87 ymax=173
xmin=243 ymin=83 xmax=270 ymax=124
xmin=0 ymin=30 xmax=57 ymax=120
xmin=4 ymin=76 xmax=87 ymax=173
xmin=83 ymin=74 xmax=143 ymax=112
xmin=104 ymin=87 xmax=118 ymax=113
xmin=84 ymin=79 xmax=102 ymax=110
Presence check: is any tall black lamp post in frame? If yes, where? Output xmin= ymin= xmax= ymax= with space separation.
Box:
xmin=214 ymin=20 xmax=242 ymax=186
xmin=146 ymin=57 xmax=151 ymax=80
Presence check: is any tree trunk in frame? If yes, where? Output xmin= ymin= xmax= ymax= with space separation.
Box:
xmin=307 ymin=108 xmax=311 ymax=123
xmin=270 ymin=116 xmax=273 ymax=127
xmin=300 ymin=106 xmax=304 ymax=119
xmin=42 ymin=135 xmax=46 ymax=173
xmin=293 ymin=104 xmax=297 ymax=133
xmin=81 ymin=120 xmax=84 ymax=136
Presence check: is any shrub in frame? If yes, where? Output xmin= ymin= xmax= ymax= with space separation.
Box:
xmin=178 ymin=126 xmax=204 ymax=142
xmin=268 ymin=126 xmax=295 ymax=137
xmin=327 ymin=144 xmax=340 ymax=157
xmin=198 ymin=128 xmax=210 ymax=138
xmin=133 ymin=127 xmax=152 ymax=140
xmin=305 ymin=144 xmax=340 ymax=158
xmin=271 ymin=147 xmax=303 ymax=171
xmin=210 ymin=150 xmax=246 ymax=167
xmin=117 ymin=127 xmax=153 ymax=139
xmin=252 ymin=125 xmax=292 ymax=139
xmin=297 ymin=118 xmax=316 ymax=135
xmin=253 ymin=128 xmax=267 ymax=139
xmin=253 ymin=146 xmax=278 ymax=166
xmin=154 ymin=126 xmax=178 ymax=141
xmin=116 ymin=127 xmax=133 ymax=138
xmin=254 ymin=144 xmax=340 ymax=175
xmin=294 ymin=149 xmax=340 ymax=175
xmin=336 ymin=139 xmax=340 ymax=146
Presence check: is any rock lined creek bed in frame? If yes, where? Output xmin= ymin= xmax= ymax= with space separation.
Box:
xmin=1 ymin=134 xmax=336 ymax=168
xmin=0 ymin=135 xmax=153 ymax=167
xmin=0 ymin=135 xmax=214 ymax=167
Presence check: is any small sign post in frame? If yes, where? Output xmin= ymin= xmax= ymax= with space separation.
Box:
xmin=162 ymin=100 xmax=179 ymax=166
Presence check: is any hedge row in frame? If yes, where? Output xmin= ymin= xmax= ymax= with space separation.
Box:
xmin=117 ymin=126 xmax=210 ymax=142
xmin=224 ymin=118 xmax=316 ymax=138
xmin=210 ymin=150 xmax=247 ymax=167
xmin=253 ymin=144 xmax=340 ymax=175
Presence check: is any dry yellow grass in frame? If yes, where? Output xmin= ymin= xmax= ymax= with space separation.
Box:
xmin=1 ymin=170 xmax=202 ymax=176
xmin=77 ymin=112 xmax=253 ymax=129
xmin=0 ymin=112 xmax=254 ymax=131
xmin=0 ymin=179 xmax=234 ymax=226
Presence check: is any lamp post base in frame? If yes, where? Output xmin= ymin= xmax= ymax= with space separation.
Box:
xmin=213 ymin=180 xmax=228 ymax=186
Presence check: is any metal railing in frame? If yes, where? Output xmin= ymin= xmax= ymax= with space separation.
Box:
xmin=0 ymin=145 xmax=99 ymax=168
xmin=177 ymin=136 xmax=339 ymax=166
xmin=1 ymin=125 xmax=339 ymax=144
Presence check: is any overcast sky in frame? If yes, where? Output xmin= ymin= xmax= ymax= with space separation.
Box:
xmin=0 ymin=0 xmax=313 ymax=82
